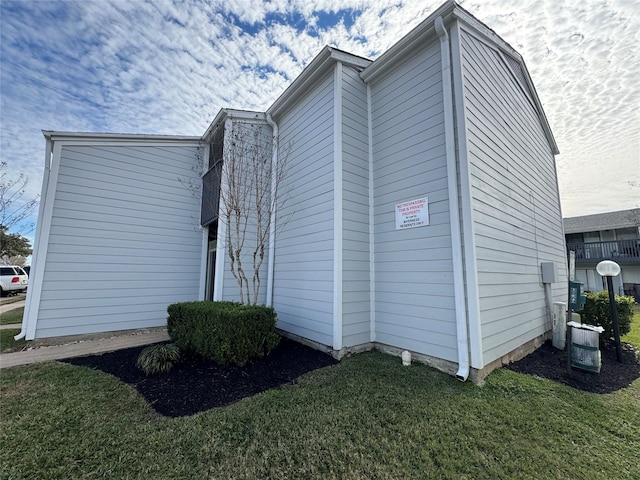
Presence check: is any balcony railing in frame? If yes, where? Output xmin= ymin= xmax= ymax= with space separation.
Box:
xmin=566 ymin=240 xmax=640 ymax=264
xmin=200 ymin=161 xmax=222 ymax=227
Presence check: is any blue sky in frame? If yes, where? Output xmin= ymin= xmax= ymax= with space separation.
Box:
xmin=1 ymin=0 xmax=638 ymax=245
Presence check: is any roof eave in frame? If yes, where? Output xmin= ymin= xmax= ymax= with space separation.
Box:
xmin=201 ymin=109 xmax=267 ymax=142
xmin=361 ymin=1 xmax=559 ymax=155
xmin=452 ymin=5 xmax=559 ymax=155
xmin=361 ymin=0 xmax=456 ymax=83
xmin=267 ymin=46 xmax=372 ymax=119
xmin=42 ymin=130 xmax=201 ymax=142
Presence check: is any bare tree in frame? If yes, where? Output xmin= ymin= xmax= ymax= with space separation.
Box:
xmin=219 ymin=122 xmax=289 ymax=304
xmin=0 ymin=162 xmax=40 ymax=236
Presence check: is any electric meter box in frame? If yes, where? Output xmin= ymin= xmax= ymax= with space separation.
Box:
xmin=540 ymin=262 xmax=558 ymax=284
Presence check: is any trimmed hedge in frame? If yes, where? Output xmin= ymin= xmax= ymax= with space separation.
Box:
xmin=167 ymin=301 xmax=280 ymax=366
xmin=580 ymin=291 xmax=635 ymax=343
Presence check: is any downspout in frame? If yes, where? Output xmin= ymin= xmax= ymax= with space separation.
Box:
xmin=435 ymin=16 xmax=469 ymax=381
xmin=450 ymin=19 xmax=484 ymax=370
xmin=265 ymin=113 xmax=278 ymax=307
xmin=15 ymin=136 xmax=53 ymax=340
xmin=367 ymin=84 xmax=376 ymax=343
xmin=332 ymin=62 xmax=344 ymax=352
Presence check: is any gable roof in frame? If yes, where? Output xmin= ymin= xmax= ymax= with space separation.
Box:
xmin=563 ymin=208 xmax=640 ymax=234
xmin=360 ymin=0 xmax=558 ymax=155
xmin=267 ymin=46 xmax=372 ymax=119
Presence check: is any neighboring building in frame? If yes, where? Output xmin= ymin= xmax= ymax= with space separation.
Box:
xmin=19 ymin=1 xmax=568 ymax=383
xmin=564 ymin=208 xmax=640 ymax=299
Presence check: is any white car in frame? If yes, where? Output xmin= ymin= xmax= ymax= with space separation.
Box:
xmin=0 ymin=265 xmax=29 ymax=296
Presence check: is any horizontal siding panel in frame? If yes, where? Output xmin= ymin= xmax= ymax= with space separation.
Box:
xmin=375 ymin=327 xmax=456 ymax=362
xmin=340 ymin=64 xmax=371 ymax=349
xmin=36 ymin=317 xmax=171 ymax=338
xmin=39 ymin=287 xmax=197 ymax=301
xmin=460 ymin=29 xmax=566 ymax=365
xmin=277 ymin=318 xmax=333 ymax=348
xmin=369 ymin=37 xmax=455 ymax=362
xmin=35 ymin=143 xmax=202 ymax=338
xmin=273 ymin=70 xmax=335 ymax=346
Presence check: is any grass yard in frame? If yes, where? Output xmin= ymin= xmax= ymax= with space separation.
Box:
xmin=0 ymin=329 xmax=27 ymax=353
xmin=0 ymin=307 xmax=27 ymax=353
xmin=621 ymin=304 xmax=640 ymax=346
xmin=1 ymin=331 xmax=639 ymax=479
xmin=0 ymin=306 xmax=24 ymax=325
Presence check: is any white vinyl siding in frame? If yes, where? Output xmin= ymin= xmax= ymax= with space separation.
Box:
xmin=370 ymin=40 xmax=458 ymax=362
xmin=34 ymin=143 xmax=202 ymax=338
xmin=459 ymin=29 xmax=567 ymax=364
xmin=272 ymin=70 xmax=335 ymax=347
xmin=341 ymin=66 xmax=371 ymax=347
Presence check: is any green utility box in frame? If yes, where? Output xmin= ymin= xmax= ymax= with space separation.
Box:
xmin=569 ymin=281 xmax=587 ymax=311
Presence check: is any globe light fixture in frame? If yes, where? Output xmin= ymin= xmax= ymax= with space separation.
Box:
xmin=596 ymin=260 xmax=622 ymax=362
xmin=596 ymin=260 xmax=621 ymax=277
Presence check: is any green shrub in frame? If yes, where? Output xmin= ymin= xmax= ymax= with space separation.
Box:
xmin=580 ymin=291 xmax=635 ymax=342
xmin=136 ymin=343 xmax=181 ymax=376
xmin=167 ymin=301 xmax=280 ymax=367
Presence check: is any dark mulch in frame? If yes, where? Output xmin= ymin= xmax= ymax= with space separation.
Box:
xmin=63 ymin=336 xmax=639 ymax=418
xmin=506 ymin=340 xmax=640 ymax=394
xmin=64 ymin=337 xmax=338 ymax=417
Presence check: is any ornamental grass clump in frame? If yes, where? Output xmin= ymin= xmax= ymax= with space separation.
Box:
xmin=136 ymin=343 xmax=182 ymax=376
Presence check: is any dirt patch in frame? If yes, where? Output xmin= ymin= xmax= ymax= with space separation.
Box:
xmin=64 ymin=337 xmax=338 ymax=417
xmin=505 ymin=340 xmax=640 ymax=394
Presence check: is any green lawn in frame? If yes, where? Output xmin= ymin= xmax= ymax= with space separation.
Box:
xmin=621 ymin=304 xmax=640 ymax=346
xmin=0 ymin=306 xmax=24 ymax=325
xmin=0 ymin=307 xmax=27 ymax=353
xmin=1 ymin=328 xmax=639 ymax=479
xmin=0 ymin=329 xmax=27 ymax=353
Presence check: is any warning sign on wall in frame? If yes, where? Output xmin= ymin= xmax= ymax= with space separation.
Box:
xmin=395 ymin=197 xmax=429 ymax=230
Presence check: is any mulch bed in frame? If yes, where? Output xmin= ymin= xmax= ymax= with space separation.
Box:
xmin=505 ymin=340 xmax=640 ymax=394
xmin=64 ymin=337 xmax=640 ymax=418
xmin=64 ymin=337 xmax=338 ymax=417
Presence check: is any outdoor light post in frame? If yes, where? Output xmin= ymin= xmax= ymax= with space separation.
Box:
xmin=596 ymin=260 xmax=622 ymax=362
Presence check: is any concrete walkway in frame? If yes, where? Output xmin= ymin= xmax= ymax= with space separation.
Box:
xmin=0 ymin=327 xmax=169 ymax=369
xmin=0 ymin=298 xmax=25 ymax=315
xmin=1 ymin=323 xmax=169 ymax=369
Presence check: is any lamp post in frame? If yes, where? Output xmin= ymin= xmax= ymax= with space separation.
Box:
xmin=596 ymin=260 xmax=622 ymax=362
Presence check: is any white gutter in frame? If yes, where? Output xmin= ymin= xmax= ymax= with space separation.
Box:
xmin=367 ymin=84 xmax=376 ymax=343
xmin=450 ymin=20 xmax=484 ymax=369
xmin=265 ymin=114 xmax=278 ymax=307
xmin=16 ymin=136 xmax=53 ymax=340
xmin=332 ymin=62 xmax=344 ymax=351
xmin=435 ymin=16 xmax=469 ymax=381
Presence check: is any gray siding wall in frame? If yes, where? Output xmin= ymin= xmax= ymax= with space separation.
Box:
xmin=220 ymin=121 xmax=271 ymax=305
xmin=341 ymin=66 xmax=371 ymax=347
xmin=272 ymin=70 xmax=335 ymax=346
xmin=459 ymin=29 xmax=567 ymax=364
xmin=35 ymin=143 xmax=202 ymax=338
xmin=370 ymin=40 xmax=458 ymax=361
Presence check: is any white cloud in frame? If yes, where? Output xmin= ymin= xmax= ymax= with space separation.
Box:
xmin=1 ymin=0 xmax=638 ymax=235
